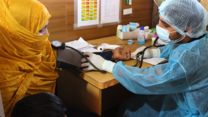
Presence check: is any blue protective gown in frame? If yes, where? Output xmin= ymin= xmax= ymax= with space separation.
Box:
xmin=113 ymin=33 xmax=208 ymax=117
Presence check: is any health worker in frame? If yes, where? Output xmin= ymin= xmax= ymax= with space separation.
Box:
xmin=81 ymin=0 xmax=208 ymax=116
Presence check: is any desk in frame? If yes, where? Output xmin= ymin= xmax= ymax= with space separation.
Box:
xmin=56 ymin=36 xmax=154 ymax=116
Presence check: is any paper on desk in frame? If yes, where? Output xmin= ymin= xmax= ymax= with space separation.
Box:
xmin=66 ymin=37 xmax=102 ymax=52
xmin=78 ymin=37 xmax=89 ymax=44
xmin=133 ymin=57 xmax=166 ymax=65
xmin=143 ymin=58 xmax=166 ymax=65
xmin=78 ymin=47 xmax=102 ymax=52
xmin=65 ymin=38 xmax=91 ymax=49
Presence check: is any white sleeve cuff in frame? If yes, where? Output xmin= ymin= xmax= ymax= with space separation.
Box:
xmin=102 ymin=60 xmax=115 ymax=73
xmin=152 ymin=48 xmax=161 ymax=58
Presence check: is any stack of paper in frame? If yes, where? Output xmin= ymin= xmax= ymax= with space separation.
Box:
xmin=142 ymin=58 xmax=166 ymax=65
xmin=65 ymin=37 xmax=102 ymax=52
xmin=133 ymin=57 xmax=167 ymax=65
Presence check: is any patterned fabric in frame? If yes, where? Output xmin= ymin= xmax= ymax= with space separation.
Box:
xmin=0 ymin=0 xmax=58 ymax=116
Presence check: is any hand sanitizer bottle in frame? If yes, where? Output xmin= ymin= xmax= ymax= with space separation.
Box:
xmin=137 ymin=27 xmax=145 ymax=45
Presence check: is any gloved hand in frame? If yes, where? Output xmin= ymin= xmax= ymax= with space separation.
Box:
xmin=81 ymin=52 xmax=115 ymax=73
xmin=131 ymin=46 xmax=160 ymax=59
xmin=131 ymin=46 xmax=146 ymax=58
xmin=141 ymin=48 xmax=160 ymax=59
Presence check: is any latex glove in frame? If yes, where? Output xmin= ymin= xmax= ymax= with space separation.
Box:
xmin=141 ymin=48 xmax=160 ymax=59
xmin=131 ymin=46 xmax=160 ymax=59
xmin=111 ymin=46 xmax=131 ymax=61
xmin=131 ymin=46 xmax=146 ymax=58
xmin=81 ymin=52 xmax=115 ymax=73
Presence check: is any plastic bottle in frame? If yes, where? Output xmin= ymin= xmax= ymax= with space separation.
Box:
xmin=137 ymin=27 xmax=145 ymax=45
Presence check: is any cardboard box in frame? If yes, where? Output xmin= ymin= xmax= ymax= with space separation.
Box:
xmin=145 ymin=30 xmax=155 ymax=39
xmin=117 ymin=28 xmax=140 ymax=40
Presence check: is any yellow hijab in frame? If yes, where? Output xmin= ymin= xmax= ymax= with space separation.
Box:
xmin=0 ymin=0 xmax=59 ymax=116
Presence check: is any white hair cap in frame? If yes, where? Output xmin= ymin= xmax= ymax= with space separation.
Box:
xmin=159 ymin=0 xmax=208 ymax=38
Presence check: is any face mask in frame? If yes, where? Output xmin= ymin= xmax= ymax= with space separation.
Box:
xmin=156 ymin=25 xmax=185 ymax=44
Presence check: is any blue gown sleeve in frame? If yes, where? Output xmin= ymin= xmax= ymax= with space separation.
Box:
xmin=112 ymin=60 xmax=190 ymax=95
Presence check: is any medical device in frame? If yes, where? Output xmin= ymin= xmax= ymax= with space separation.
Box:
xmin=134 ymin=37 xmax=165 ymax=68
xmin=51 ymin=40 xmax=106 ymax=73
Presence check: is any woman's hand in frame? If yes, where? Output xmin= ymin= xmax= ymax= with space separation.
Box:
xmin=111 ymin=46 xmax=131 ymax=61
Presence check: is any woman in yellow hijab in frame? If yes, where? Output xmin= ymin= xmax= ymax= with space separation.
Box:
xmin=0 ymin=0 xmax=131 ymax=116
xmin=0 ymin=0 xmax=58 ymax=116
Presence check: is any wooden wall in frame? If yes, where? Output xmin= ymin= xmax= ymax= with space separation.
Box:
xmin=39 ymin=0 xmax=153 ymax=42
xmin=151 ymin=3 xmax=159 ymax=28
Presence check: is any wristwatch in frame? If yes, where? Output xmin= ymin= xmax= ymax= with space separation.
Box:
xmin=51 ymin=40 xmax=66 ymax=50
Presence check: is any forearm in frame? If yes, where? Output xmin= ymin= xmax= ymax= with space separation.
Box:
xmin=56 ymin=49 xmax=113 ymax=69
xmin=112 ymin=61 xmax=189 ymax=94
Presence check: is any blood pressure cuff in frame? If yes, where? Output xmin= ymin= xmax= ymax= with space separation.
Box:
xmin=56 ymin=49 xmax=113 ymax=69
xmin=93 ymin=51 xmax=113 ymax=60
xmin=56 ymin=48 xmax=83 ymax=69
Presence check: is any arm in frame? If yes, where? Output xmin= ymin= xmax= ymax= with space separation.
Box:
xmin=81 ymin=51 xmax=190 ymax=94
xmin=94 ymin=46 xmax=131 ymax=61
xmin=56 ymin=46 xmax=130 ymax=69
xmin=56 ymin=48 xmax=113 ymax=69
xmin=112 ymin=61 xmax=189 ymax=95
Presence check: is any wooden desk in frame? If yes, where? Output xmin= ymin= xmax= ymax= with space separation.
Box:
xmin=56 ymin=36 xmax=154 ymax=116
